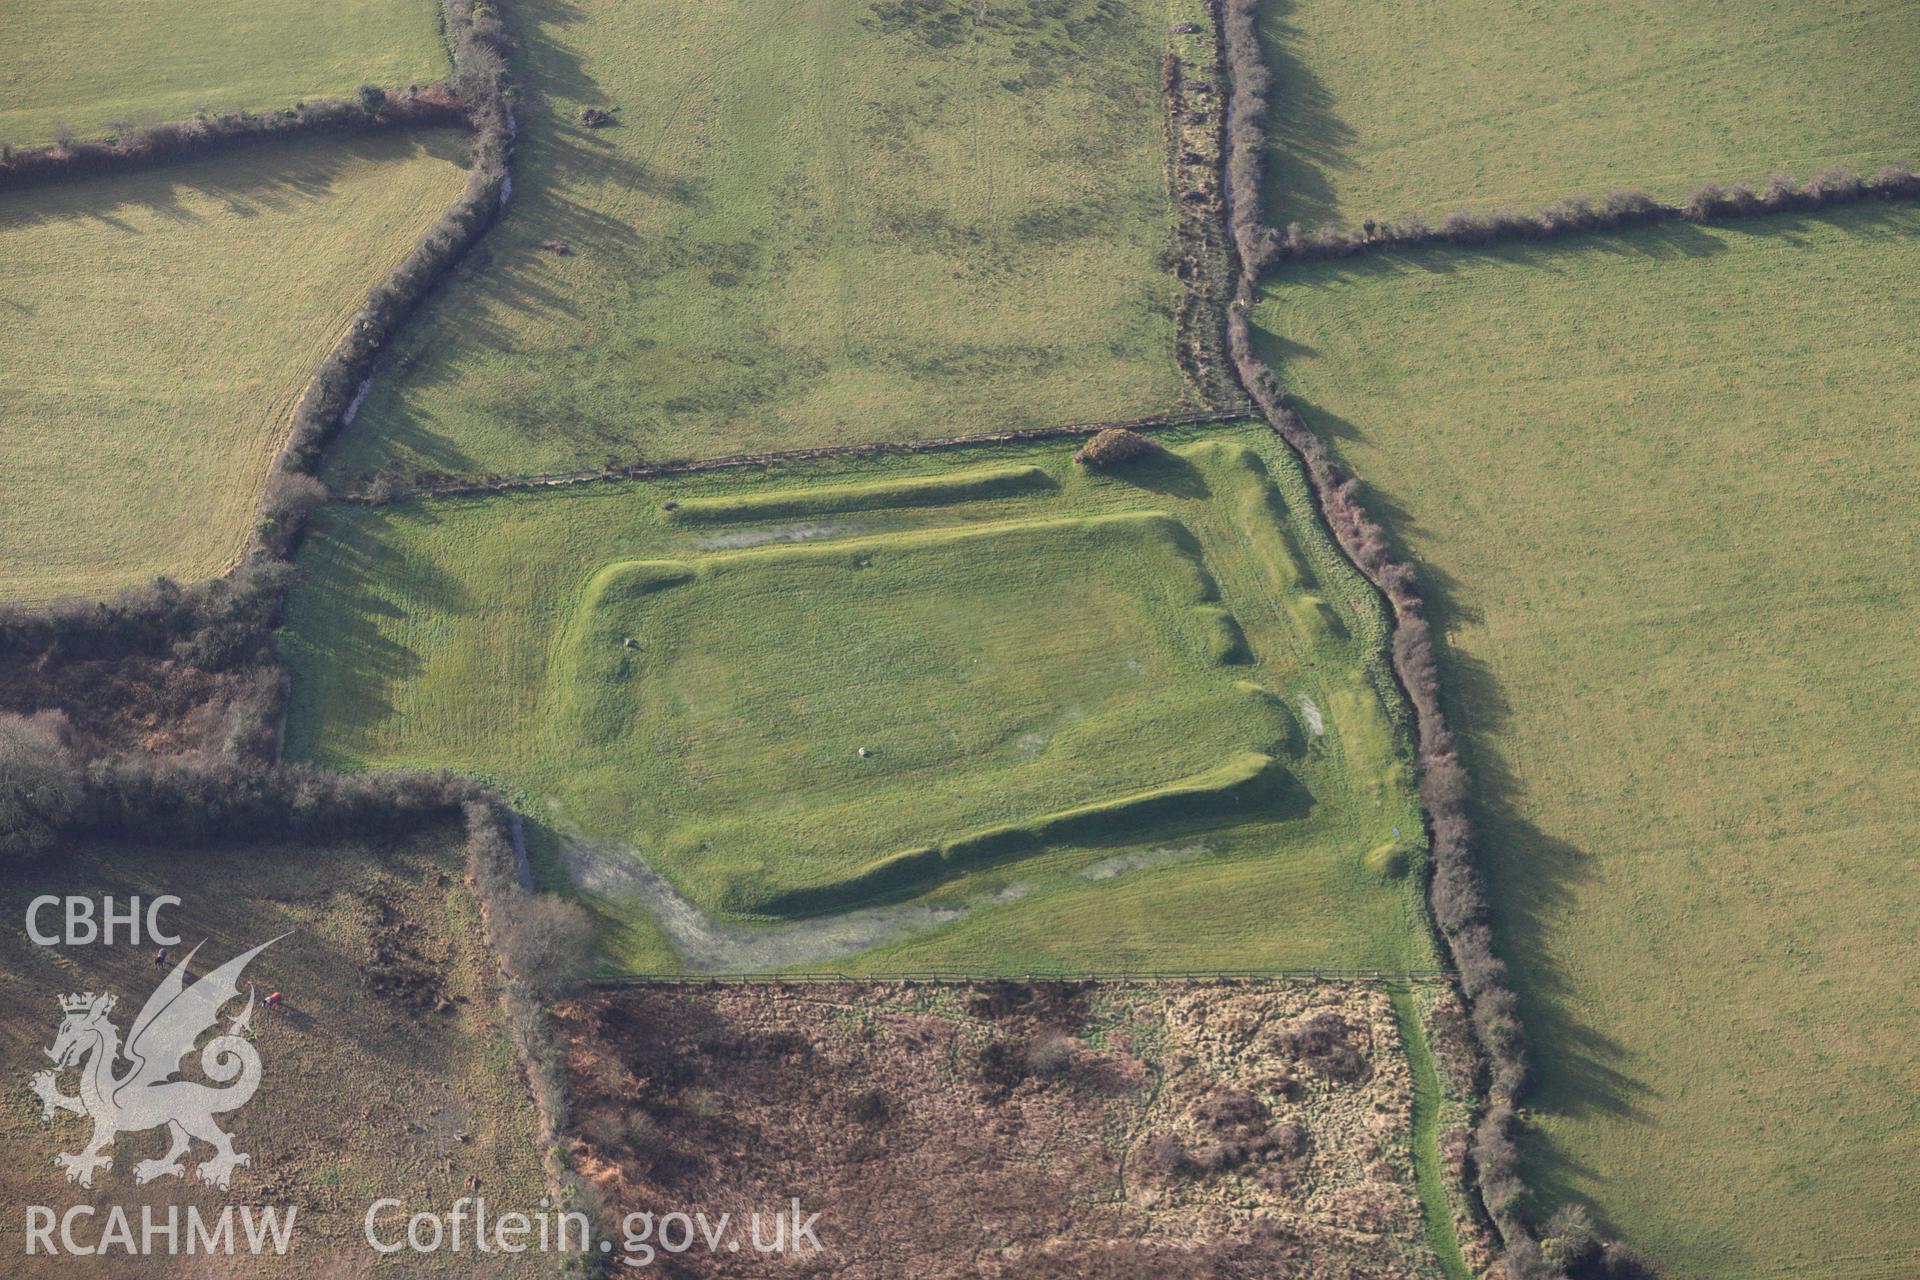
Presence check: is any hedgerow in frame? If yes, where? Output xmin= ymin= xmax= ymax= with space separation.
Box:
xmin=1274 ymin=163 xmax=1918 ymax=262
xmin=1221 ymin=0 xmax=1279 ymax=275
xmin=272 ymin=0 xmax=515 ymax=486
xmin=0 ymin=89 xmax=466 ymax=191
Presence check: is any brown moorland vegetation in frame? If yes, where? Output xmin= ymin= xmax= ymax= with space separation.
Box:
xmin=559 ymin=980 xmax=1448 ymax=1279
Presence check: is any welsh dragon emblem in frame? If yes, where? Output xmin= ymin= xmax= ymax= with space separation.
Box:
xmin=30 ymin=937 xmax=282 ymax=1190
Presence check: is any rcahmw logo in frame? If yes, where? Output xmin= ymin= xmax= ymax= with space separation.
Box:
xmin=22 ymin=932 xmax=298 ymax=1257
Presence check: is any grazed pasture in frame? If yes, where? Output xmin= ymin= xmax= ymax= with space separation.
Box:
xmin=325 ymin=0 xmax=1190 ymax=486
xmin=1259 ymin=0 xmax=1920 ymax=231
xmin=0 ymin=0 xmax=448 ymax=147
xmin=0 ymin=130 xmax=469 ymax=603
xmin=1258 ymin=205 xmax=1920 ymax=1277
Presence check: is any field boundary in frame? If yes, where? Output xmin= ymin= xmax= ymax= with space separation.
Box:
xmin=1165 ymin=1 xmax=1248 ymax=409
xmin=1216 ymin=0 xmax=1537 ymax=1268
xmin=343 ymin=408 xmax=1249 ymax=503
xmin=593 ymin=969 xmax=1455 ymax=986
xmin=1274 ymin=162 xmax=1920 ymax=262
xmin=0 ymin=88 xmax=469 ymax=192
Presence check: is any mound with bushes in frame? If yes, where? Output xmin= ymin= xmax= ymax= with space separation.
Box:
xmin=1075 ymin=427 xmax=1162 ymax=467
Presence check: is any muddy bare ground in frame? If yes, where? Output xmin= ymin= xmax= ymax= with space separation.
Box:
xmin=558 ymin=981 xmax=1442 ymax=1278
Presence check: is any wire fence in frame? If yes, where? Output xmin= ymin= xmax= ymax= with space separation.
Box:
xmin=347 ymin=409 xmax=1254 ymax=504
xmin=590 ymin=968 xmax=1454 ymax=988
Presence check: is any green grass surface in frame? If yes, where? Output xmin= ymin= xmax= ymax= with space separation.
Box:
xmin=663 ymin=463 xmax=1054 ymax=522
xmin=0 ymin=130 xmax=470 ymax=603
xmin=1260 ymin=0 xmax=1920 ymax=231
xmin=283 ymin=427 xmax=1435 ymax=975
xmin=1257 ymin=205 xmax=1920 ymax=1278
xmin=1388 ymin=982 xmax=1472 ymax=1280
xmin=552 ymin=512 xmax=1296 ymax=913
xmin=323 ymin=0 xmax=1190 ymax=486
xmin=0 ymin=0 xmax=448 ymax=147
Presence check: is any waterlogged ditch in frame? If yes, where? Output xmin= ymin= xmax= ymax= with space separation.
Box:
xmin=556 ymin=832 xmax=1026 ymax=972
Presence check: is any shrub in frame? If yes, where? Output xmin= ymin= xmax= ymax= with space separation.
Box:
xmin=847 ymin=1088 xmax=891 ymax=1126
xmin=1138 ymin=1131 xmax=1191 ymax=1179
xmin=1473 ymin=1102 xmax=1524 ymax=1216
xmin=1594 ymin=1241 xmax=1661 ymax=1280
xmin=1802 ymin=167 xmax=1863 ymax=202
xmin=1221 ymin=0 xmax=1279 ymax=275
xmin=0 ymin=712 xmax=82 ymax=860
xmin=256 ymin=471 xmax=330 ymax=557
xmin=1074 ymin=427 xmax=1158 ymax=467
xmin=1274 ymin=1009 xmax=1368 ymax=1081
xmin=1542 ymin=1204 xmax=1602 ymax=1272
xmin=497 ymin=894 xmax=594 ymax=1000
xmin=579 ymin=1106 xmax=655 ymax=1154
xmin=357 ymin=84 xmax=388 ymax=112
xmin=1871 ymin=161 xmax=1919 ymax=198
xmin=1023 ymin=1028 xmax=1076 ymax=1078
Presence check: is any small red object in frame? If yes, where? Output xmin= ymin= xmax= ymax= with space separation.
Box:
xmin=264 ymin=992 xmax=283 ymax=1006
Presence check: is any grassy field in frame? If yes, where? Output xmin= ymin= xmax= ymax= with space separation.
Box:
xmin=0 ymin=0 xmax=448 ymax=147
xmin=323 ymin=0 xmax=1189 ymax=487
xmin=0 ymin=130 xmax=469 ymax=604
xmin=0 ymin=831 xmax=548 ymax=1277
xmin=283 ymin=427 xmax=1436 ymax=976
xmin=1256 ymin=205 xmax=1920 ymax=1278
xmin=1259 ymin=0 xmax=1920 ymax=231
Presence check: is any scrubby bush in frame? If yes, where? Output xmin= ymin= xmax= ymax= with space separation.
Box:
xmin=0 ymin=712 xmax=82 ymax=860
xmin=356 ymin=83 xmax=388 ymax=112
xmin=1542 ymin=1205 xmax=1601 ymax=1272
xmin=256 ymin=471 xmax=331 ymax=558
xmin=1074 ymin=427 xmax=1158 ymax=467
xmin=1801 ymin=167 xmax=1863 ymax=202
xmin=579 ymin=1106 xmax=655 ymax=1154
xmin=1473 ymin=1102 xmax=1525 ymax=1217
xmin=1871 ymin=160 xmax=1919 ymax=198
xmin=1593 ymin=1241 xmax=1661 ymax=1280
xmin=847 ymin=1088 xmax=891 ymax=1126
xmin=497 ymin=894 xmax=594 ymax=1000
xmin=1023 ymin=1028 xmax=1076 ymax=1078
xmin=1138 ymin=1131 xmax=1191 ymax=1179
xmin=1274 ymin=1009 xmax=1369 ymax=1081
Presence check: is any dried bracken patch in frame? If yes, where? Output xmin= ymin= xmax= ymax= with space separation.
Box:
xmin=1074 ymin=427 xmax=1161 ymax=468
xmin=556 ymin=980 xmax=1440 ymax=1279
